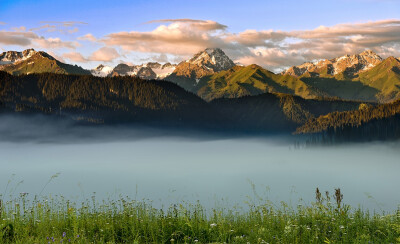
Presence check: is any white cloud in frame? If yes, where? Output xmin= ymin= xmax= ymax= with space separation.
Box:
xmin=89 ymin=47 xmax=120 ymax=62
xmin=35 ymin=37 xmax=80 ymax=49
xmin=101 ymin=18 xmax=400 ymax=70
xmin=78 ymin=33 xmax=97 ymax=42
xmin=63 ymin=52 xmax=88 ymax=63
xmin=29 ymin=21 xmax=87 ymax=34
xmin=0 ymin=30 xmax=80 ymax=50
xmin=2 ymin=19 xmax=400 ymax=70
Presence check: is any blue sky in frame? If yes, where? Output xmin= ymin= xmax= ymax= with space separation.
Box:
xmin=1 ymin=0 xmax=400 ymax=70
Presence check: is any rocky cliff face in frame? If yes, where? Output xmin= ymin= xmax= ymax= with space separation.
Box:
xmin=0 ymin=49 xmax=37 ymax=64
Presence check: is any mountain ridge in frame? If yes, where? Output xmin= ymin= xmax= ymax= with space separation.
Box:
xmin=282 ymin=50 xmax=383 ymax=77
xmin=2 ymin=48 xmax=400 ymax=103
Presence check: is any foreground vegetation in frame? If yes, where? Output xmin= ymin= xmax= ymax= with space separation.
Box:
xmin=1 ymin=189 xmax=399 ymax=243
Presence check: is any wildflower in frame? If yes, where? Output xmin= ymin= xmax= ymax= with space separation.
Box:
xmin=210 ymin=223 xmax=217 ymax=228
xmin=63 ymin=232 xmax=66 ymax=237
xmin=170 ymin=238 xmax=175 ymax=242
xmin=77 ymin=235 xmax=80 ymax=238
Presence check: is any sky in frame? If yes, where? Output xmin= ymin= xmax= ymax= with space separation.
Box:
xmin=1 ymin=0 xmax=400 ymax=71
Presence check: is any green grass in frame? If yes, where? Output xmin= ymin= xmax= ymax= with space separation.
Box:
xmin=1 ymin=189 xmax=399 ymax=243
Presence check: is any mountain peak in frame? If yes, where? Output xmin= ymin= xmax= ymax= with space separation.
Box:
xmin=188 ymin=48 xmax=235 ymax=72
xmin=204 ymin=47 xmax=223 ymax=55
xmin=22 ymin=48 xmax=37 ymax=57
xmin=0 ymin=48 xmax=90 ymax=75
xmin=91 ymin=64 xmax=113 ymax=77
xmin=360 ymin=49 xmax=379 ymax=57
xmin=0 ymin=48 xmax=38 ymax=64
xmin=95 ymin=64 xmax=105 ymax=70
xmin=164 ymin=48 xmax=235 ymax=91
xmin=382 ymin=56 xmax=400 ymax=66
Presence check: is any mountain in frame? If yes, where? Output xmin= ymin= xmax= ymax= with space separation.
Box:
xmin=195 ymin=64 xmax=321 ymax=101
xmin=0 ymin=71 xmax=365 ymax=133
xmin=3 ymin=48 xmax=400 ymax=104
xmin=91 ymin=64 xmax=113 ymax=77
xmin=0 ymin=49 xmax=90 ymax=75
xmin=162 ymin=48 xmax=400 ymax=103
xmin=297 ymin=56 xmax=400 ymax=103
xmin=0 ymin=71 xmax=214 ymax=127
xmin=165 ymin=48 xmax=236 ymax=90
xmin=283 ymin=50 xmax=383 ymax=77
xmin=281 ymin=51 xmax=400 ymax=103
xmin=358 ymin=56 xmax=400 ymax=102
xmin=102 ymin=62 xmax=176 ymax=79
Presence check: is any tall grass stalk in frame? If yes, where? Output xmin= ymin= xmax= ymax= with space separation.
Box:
xmin=0 ymin=189 xmax=399 ymax=243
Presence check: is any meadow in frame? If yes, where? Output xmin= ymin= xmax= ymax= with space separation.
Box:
xmin=1 ymin=188 xmax=399 ymax=243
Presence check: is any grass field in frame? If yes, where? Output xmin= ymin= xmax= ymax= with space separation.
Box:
xmin=1 ymin=188 xmax=399 ymax=243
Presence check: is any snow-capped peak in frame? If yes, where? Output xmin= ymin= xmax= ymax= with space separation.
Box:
xmin=187 ymin=48 xmax=235 ymax=72
xmin=91 ymin=61 xmax=177 ymax=79
xmin=283 ymin=50 xmax=383 ymax=76
xmin=0 ymin=48 xmax=38 ymax=65
xmin=91 ymin=64 xmax=113 ymax=77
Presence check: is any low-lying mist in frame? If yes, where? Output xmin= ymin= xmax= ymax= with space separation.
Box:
xmin=1 ymin=113 xmax=400 ymax=212
xmin=0 ymin=113 xmax=298 ymax=144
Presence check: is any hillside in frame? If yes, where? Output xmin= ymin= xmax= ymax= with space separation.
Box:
xmin=0 ymin=71 xmax=212 ymax=126
xmin=196 ymin=64 xmax=322 ymax=101
xmin=0 ymin=71 xmax=367 ymax=134
xmin=295 ymin=98 xmax=400 ymax=141
xmin=358 ymin=57 xmax=400 ymax=102
xmin=211 ymin=93 xmax=363 ymax=132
